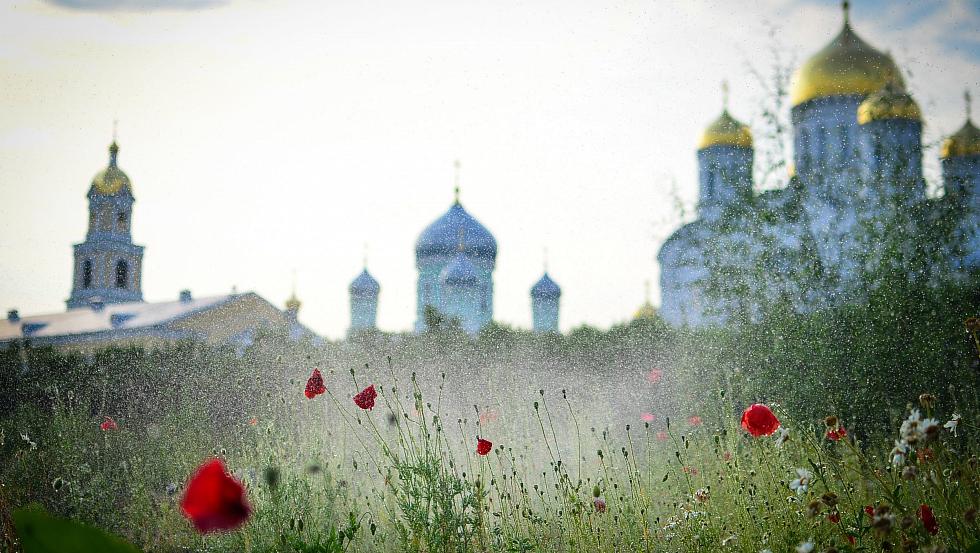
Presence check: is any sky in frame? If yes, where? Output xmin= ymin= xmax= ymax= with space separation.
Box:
xmin=0 ymin=0 xmax=978 ymax=339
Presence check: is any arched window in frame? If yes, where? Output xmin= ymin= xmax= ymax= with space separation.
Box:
xmin=117 ymin=211 xmax=128 ymax=232
xmin=82 ymin=260 xmax=93 ymax=288
xmin=115 ymin=260 xmax=128 ymax=289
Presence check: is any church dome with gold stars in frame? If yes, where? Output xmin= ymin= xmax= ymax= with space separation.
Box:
xmin=91 ymin=142 xmax=133 ymax=196
xmin=790 ymin=4 xmax=903 ymax=107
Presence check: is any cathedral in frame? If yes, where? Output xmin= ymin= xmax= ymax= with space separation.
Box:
xmin=344 ymin=187 xmax=565 ymax=336
xmin=658 ymin=4 xmax=980 ymax=327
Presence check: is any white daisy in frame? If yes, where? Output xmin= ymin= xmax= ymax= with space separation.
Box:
xmin=773 ymin=427 xmax=790 ymax=447
xmin=796 ymin=540 xmax=814 ymax=553
xmin=900 ymin=409 xmax=924 ymax=444
xmin=890 ymin=440 xmax=908 ymax=466
xmin=944 ymin=414 xmax=961 ymax=437
xmin=789 ymin=468 xmax=812 ymax=495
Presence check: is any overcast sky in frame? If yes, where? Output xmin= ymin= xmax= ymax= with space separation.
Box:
xmin=1 ymin=0 xmax=978 ymax=339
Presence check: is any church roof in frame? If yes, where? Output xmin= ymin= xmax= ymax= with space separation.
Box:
xmin=0 ymin=292 xmax=317 ymax=347
xmin=350 ymin=269 xmax=380 ymax=296
xmin=0 ymin=294 xmax=236 ymax=343
xmin=416 ymin=203 xmax=497 ymax=261
xmin=440 ymin=252 xmax=481 ymax=286
xmin=530 ymin=272 xmax=561 ymax=299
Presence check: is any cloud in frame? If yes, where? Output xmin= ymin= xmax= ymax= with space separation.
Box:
xmin=45 ymin=0 xmax=226 ymax=11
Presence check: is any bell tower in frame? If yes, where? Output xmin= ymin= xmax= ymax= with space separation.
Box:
xmin=67 ymin=137 xmax=145 ymax=309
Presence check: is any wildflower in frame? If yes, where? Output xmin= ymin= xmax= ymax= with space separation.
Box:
xmin=964 ymin=507 xmax=977 ymax=523
xmin=872 ymin=505 xmax=895 ymax=535
xmin=826 ymin=426 xmax=847 ymax=441
xmin=100 ymin=416 xmax=118 ymax=431
xmin=721 ymin=534 xmax=737 ymax=547
xmin=478 ymin=410 xmax=498 ymax=425
xmin=688 ymin=415 xmax=703 ymax=426
xmin=593 ymin=497 xmax=606 ymax=513
xmin=890 ymin=441 xmax=909 ymax=466
xmin=656 ymin=431 xmax=669 ymax=441
xmin=723 ymin=451 xmax=732 ymax=461
xmin=821 ymin=492 xmax=838 ymax=507
xmin=796 ymin=540 xmax=814 ymax=553
xmin=682 ymin=466 xmax=700 ymax=476
xmin=304 ymin=368 xmax=326 ymax=399
xmin=476 ymin=437 xmax=492 ymax=456
xmin=789 ymin=468 xmax=812 ymax=495
xmin=944 ymin=414 xmax=960 ymax=437
xmin=180 ymin=458 xmax=251 ymax=533
xmin=740 ymin=404 xmax=781 ymax=437
xmin=805 ymin=500 xmax=821 ymax=517
xmin=694 ymin=488 xmax=709 ymax=503
xmin=353 ymin=384 xmax=377 ymax=410
xmin=248 ymin=417 xmax=258 ymax=426
xmin=918 ymin=504 xmax=939 ymax=535
xmin=773 ymin=427 xmax=790 ymax=447
xmin=647 ymin=368 xmax=664 ymax=383
xmin=965 ymin=317 xmax=980 ymax=333
xmin=917 ymin=448 xmax=935 ymax=463
xmin=901 ymin=466 xmax=917 ymax=480
xmin=827 ymin=511 xmax=840 ymax=524
xmin=864 ymin=505 xmax=875 ymax=517
xmin=901 ymin=410 xmax=925 ymax=445
xmin=641 ymin=412 xmax=656 ymax=423
xmin=918 ymin=393 xmax=936 ymax=410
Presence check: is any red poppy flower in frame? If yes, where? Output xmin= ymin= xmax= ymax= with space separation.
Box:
xmin=864 ymin=505 xmax=874 ymax=517
xmin=740 ymin=404 xmax=780 ymax=437
xmin=476 ymin=437 xmax=492 ymax=456
xmin=304 ymin=368 xmax=326 ymax=399
xmin=682 ymin=466 xmax=699 ymax=476
xmin=353 ymin=384 xmax=377 ymax=410
xmin=641 ymin=412 xmax=655 ymax=423
xmin=593 ymin=497 xmax=606 ymax=513
xmin=688 ymin=415 xmax=703 ymax=426
xmin=847 ymin=536 xmax=855 ymax=546
xmin=826 ymin=426 xmax=847 ymax=441
xmin=100 ymin=416 xmax=117 ymax=431
xmin=647 ymin=368 xmax=664 ymax=383
xmin=180 ymin=459 xmax=251 ymax=533
xmin=656 ymin=431 xmax=669 ymax=441
xmin=248 ymin=418 xmax=258 ymax=426
xmin=828 ymin=512 xmax=840 ymax=524
xmin=919 ymin=504 xmax=939 ymax=535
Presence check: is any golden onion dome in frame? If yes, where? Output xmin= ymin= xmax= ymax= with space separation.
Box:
xmin=790 ymin=7 xmax=903 ymax=107
xmin=857 ymin=79 xmax=921 ymax=125
xmin=941 ymin=91 xmax=980 ymax=159
xmin=91 ymin=142 xmax=133 ymax=196
xmin=698 ymin=110 xmax=752 ymax=150
xmin=940 ymin=120 xmax=980 ymax=159
xmin=285 ymin=292 xmax=302 ymax=311
xmin=634 ymin=301 xmax=657 ymax=320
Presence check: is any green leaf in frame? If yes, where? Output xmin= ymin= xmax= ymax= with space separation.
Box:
xmin=13 ymin=506 xmax=141 ymax=553
xmin=965 ymin=542 xmax=980 ymax=553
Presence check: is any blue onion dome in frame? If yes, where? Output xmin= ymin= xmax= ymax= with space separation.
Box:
xmin=440 ymin=252 xmax=480 ymax=287
xmin=349 ymin=269 xmax=380 ymax=297
xmin=416 ymin=203 xmax=497 ymax=262
xmin=91 ymin=141 xmax=133 ymax=196
xmin=530 ymin=273 xmax=561 ymax=300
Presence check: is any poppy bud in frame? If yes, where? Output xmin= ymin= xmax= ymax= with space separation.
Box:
xmin=593 ymin=484 xmax=601 ymax=498
xmin=965 ymin=507 xmax=977 ymax=523
xmin=806 ymin=500 xmax=822 ymax=518
xmin=901 ymin=466 xmax=917 ymax=480
xmin=821 ymin=492 xmax=838 ymax=507
xmin=263 ymin=467 xmax=280 ymax=490
xmin=824 ymin=415 xmax=838 ymax=427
